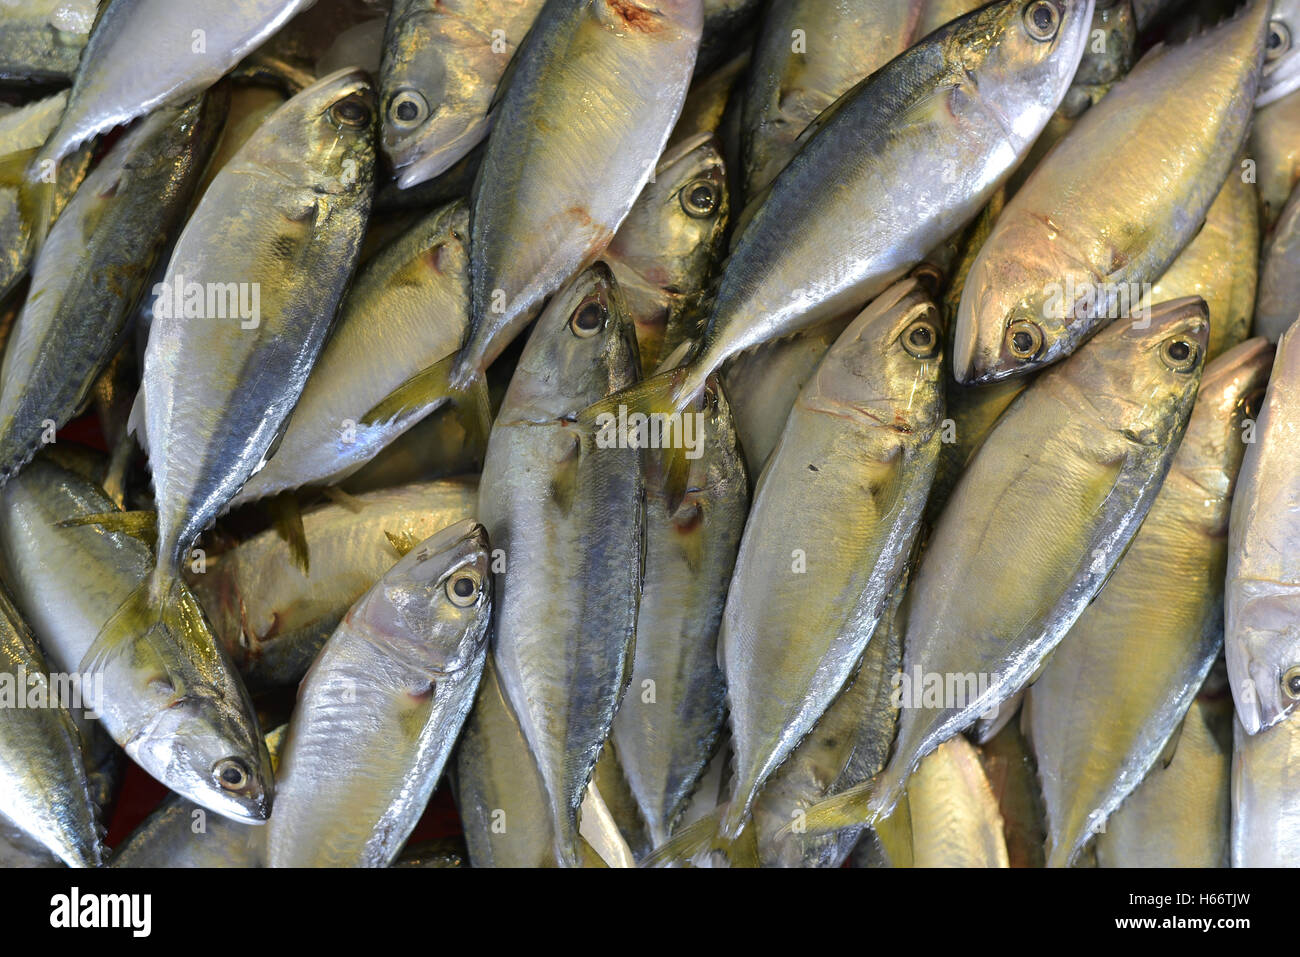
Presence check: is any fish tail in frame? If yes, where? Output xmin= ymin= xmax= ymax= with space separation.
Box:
xmin=782 ymin=779 xmax=881 ymax=838
xmin=360 ymin=352 xmax=493 ymax=454
xmin=638 ymin=805 xmax=759 ymax=868
xmin=267 ymin=493 xmax=309 ymax=574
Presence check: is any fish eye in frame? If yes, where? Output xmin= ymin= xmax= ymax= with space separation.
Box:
xmin=330 ymin=95 xmax=372 ymax=130
xmin=901 ymin=317 xmax=940 ymax=359
xmin=1160 ymin=337 xmax=1198 ymax=373
xmin=214 ymin=758 xmax=249 ymax=792
xmin=680 ymin=179 xmax=719 ymax=218
xmin=446 ymin=567 xmax=482 ymax=607
xmin=389 ymin=89 xmax=429 ymax=128
xmin=1023 ymin=1 xmax=1060 ymax=41
xmin=570 ymin=298 xmax=606 ymax=338
xmin=1283 ymin=667 xmax=1300 ymax=699
xmin=1268 ymin=21 xmax=1291 ymax=61
xmin=1005 ymin=320 xmax=1044 ymax=360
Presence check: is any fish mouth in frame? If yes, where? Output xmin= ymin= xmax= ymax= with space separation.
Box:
xmin=388 ymin=115 xmax=493 ymax=189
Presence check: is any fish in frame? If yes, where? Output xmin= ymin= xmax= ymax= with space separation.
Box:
xmin=227 ymin=200 xmax=472 ymax=507
xmin=108 ymin=68 xmax=375 ymax=675
xmin=0 ymin=457 xmax=272 ymax=822
xmin=977 ymin=709 xmax=1047 ymax=868
xmin=191 ymin=479 xmax=478 ymax=689
xmin=0 ymin=0 xmax=98 ymax=83
xmin=751 ymin=571 xmax=906 ymax=869
xmin=606 ymin=0 xmax=1094 ymax=419
xmin=953 ymin=0 xmax=1268 ymax=384
xmin=0 ymin=92 xmax=92 ymax=303
xmin=658 ymin=279 xmax=944 ymax=857
xmin=478 ymin=263 xmax=643 ymax=866
xmin=36 ymin=0 xmax=315 ymax=167
xmin=605 ymin=133 xmax=729 ymax=375
xmin=379 ymin=0 xmax=547 ymax=189
xmin=1251 ymin=84 xmax=1300 ymax=230
xmin=1095 ymin=667 xmax=1233 ymax=868
xmin=1226 ymin=317 xmax=1300 ymax=734
xmin=1026 ymin=338 xmax=1272 ymax=867
xmin=1231 ymin=702 xmax=1300 ymax=865
xmin=803 ymin=298 xmax=1209 ymax=831
xmin=695 ymin=0 xmax=761 ymax=75
xmin=1255 ymin=181 xmax=1300 ymax=342
xmin=111 ymin=726 xmax=288 ymax=868
xmin=738 ymin=0 xmax=923 ymax=201
xmin=906 ymin=736 xmax=1009 ymax=868
xmin=721 ymin=312 xmax=854 ymax=482
xmin=267 ymin=520 xmax=492 ymax=867
xmin=610 ymin=373 xmax=747 ymax=850
xmin=0 ymin=93 xmax=224 ymax=486
xmin=1145 ymin=168 xmax=1257 ymax=359
xmin=0 ymin=585 xmax=102 ymax=867
xmin=450 ymin=0 xmax=702 ymax=391
xmin=1259 ymin=0 xmax=1300 ymax=106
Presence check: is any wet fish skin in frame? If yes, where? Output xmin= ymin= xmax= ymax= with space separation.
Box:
xmin=977 ymin=709 xmax=1047 ymax=868
xmin=0 ymin=587 xmax=102 ymax=868
xmin=0 ymin=93 xmax=224 ymax=486
xmin=1096 ymin=670 xmax=1232 ymax=868
xmin=267 ymin=520 xmax=492 ymax=867
xmin=1146 ymin=168 xmax=1257 ymax=359
xmin=752 ymin=571 xmax=905 ymax=868
xmin=606 ymin=134 xmax=729 ymax=375
xmin=1028 ymin=338 xmax=1272 ymax=867
xmin=869 ymin=298 xmax=1209 ymax=822
xmin=38 ymin=0 xmax=315 ymax=166
xmin=1251 ymin=85 xmax=1300 ymax=230
xmin=0 ymin=458 xmax=273 ymax=823
xmin=1231 ymin=706 xmax=1300 ymax=865
xmin=1227 ymin=319 xmax=1300 ymax=735
xmin=954 ymin=1 xmax=1268 ymax=384
xmin=452 ymin=0 xmax=702 ymax=388
xmin=670 ymin=0 xmax=1094 ymax=407
xmin=229 ymin=201 xmax=471 ymax=507
xmin=380 ymin=0 xmax=546 ymax=189
xmin=718 ymin=279 xmax=945 ymax=841
xmin=1255 ymin=182 xmax=1300 ymax=343
xmin=611 ymin=375 xmax=748 ymax=849
xmin=192 ymin=479 xmax=478 ymax=689
xmin=0 ymin=0 xmax=98 ymax=83
xmin=907 ymin=736 xmax=1009 ymax=868
xmin=137 ymin=68 xmax=375 ymax=586
xmin=478 ymin=264 xmax=643 ymax=866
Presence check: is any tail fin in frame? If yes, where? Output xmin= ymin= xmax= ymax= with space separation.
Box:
xmin=267 ymin=494 xmax=308 ymax=574
xmin=57 ymin=510 xmax=157 ymax=549
xmin=638 ymin=806 xmax=759 ymax=868
xmin=79 ymin=574 xmax=219 ymax=682
xmin=361 ymin=352 xmax=494 ymax=456
xmin=780 ymin=778 xmax=879 ymax=839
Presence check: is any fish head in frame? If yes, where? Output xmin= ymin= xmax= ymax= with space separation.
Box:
xmin=607 ymin=132 xmax=729 ymax=290
xmin=130 ymin=685 xmax=274 ymax=823
xmin=1227 ymin=590 xmax=1300 ymax=734
xmin=1060 ymin=296 xmax=1209 ymax=443
xmin=506 ymin=263 xmax=641 ymax=420
xmin=380 ymin=8 xmax=492 ymax=187
xmin=243 ymin=67 xmax=377 ymax=198
xmin=348 ymin=519 xmax=492 ymax=677
xmin=1167 ymin=337 xmax=1274 ymax=507
xmin=806 ymin=278 xmax=945 ymax=435
xmin=952 ymin=0 xmax=1096 ymax=147
xmin=1259 ymin=0 xmax=1300 ymax=106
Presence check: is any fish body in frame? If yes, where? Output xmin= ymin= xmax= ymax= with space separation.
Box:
xmin=1255 ymin=182 xmax=1300 ymax=342
xmin=192 ymin=479 xmax=478 ymax=689
xmin=453 ymin=0 xmax=702 ymax=386
xmin=1028 ymin=338 xmax=1272 ymax=866
xmin=0 ymin=0 xmax=97 ymax=82
xmin=39 ymin=0 xmax=315 ymax=165
xmin=267 ymin=520 xmax=491 ymax=867
xmin=478 ymin=264 xmax=643 ymax=865
xmin=907 ymin=736 xmax=1009 ymax=867
xmin=718 ymin=279 xmax=945 ymax=840
xmin=954 ymin=1 xmax=1268 ymax=383
xmin=229 ymin=200 xmax=470 ymax=506
xmin=0 ymin=93 xmax=223 ymax=485
xmin=0 ymin=587 xmax=102 ymax=867
xmin=1231 ymin=705 xmax=1300 ymax=865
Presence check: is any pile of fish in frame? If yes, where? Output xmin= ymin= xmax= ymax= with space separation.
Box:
xmin=3 ymin=0 xmax=1300 ymax=869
